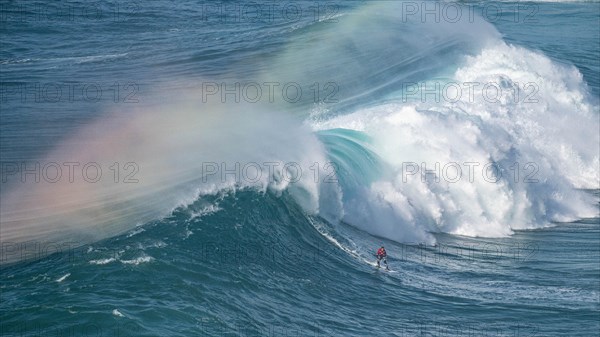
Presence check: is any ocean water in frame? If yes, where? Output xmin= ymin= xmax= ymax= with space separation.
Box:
xmin=1 ymin=1 xmax=599 ymax=336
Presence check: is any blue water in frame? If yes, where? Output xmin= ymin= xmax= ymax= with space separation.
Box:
xmin=1 ymin=1 xmax=599 ymax=336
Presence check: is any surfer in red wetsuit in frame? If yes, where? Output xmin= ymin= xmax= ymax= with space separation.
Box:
xmin=376 ymin=246 xmax=388 ymax=270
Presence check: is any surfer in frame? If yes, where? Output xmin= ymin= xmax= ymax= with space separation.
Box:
xmin=376 ymin=246 xmax=389 ymax=270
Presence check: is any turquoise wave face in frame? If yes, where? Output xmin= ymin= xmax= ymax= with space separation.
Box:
xmin=317 ymin=128 xmax=385 ymax=189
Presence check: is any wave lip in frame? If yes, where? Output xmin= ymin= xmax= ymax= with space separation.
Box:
xmin=0 ymin=97 xmax=329 ymax=264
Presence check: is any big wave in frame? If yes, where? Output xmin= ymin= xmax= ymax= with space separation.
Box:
xmin=1 ymin=1 xmax=597 ymax=264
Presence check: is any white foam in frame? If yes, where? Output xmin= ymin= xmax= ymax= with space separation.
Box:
xmin=112 ymin=309 xmax=125 ymax=317
xmin=56 ymin=273 xmax=70 ymax=282
xmin=89 ymin=258 xmax=116 ymax=265
xmin=120 ymin=256 xmax=154 ymax=265
xmin=189 ymin=204 xmax=222 ymax=220
xmin=312 ymin=40 xmax=599 ymax=242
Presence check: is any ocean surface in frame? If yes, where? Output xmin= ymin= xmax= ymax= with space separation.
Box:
xmin=1 ymin=1 xmax=599 ymax=336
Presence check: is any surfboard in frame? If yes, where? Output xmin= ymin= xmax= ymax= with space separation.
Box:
xmin=375 ymin=266 xmax=398 ymax=274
